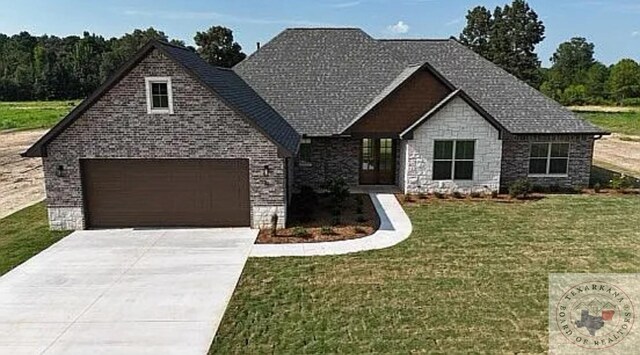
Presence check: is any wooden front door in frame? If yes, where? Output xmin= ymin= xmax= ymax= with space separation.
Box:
xmin=359 ymin=138 xmax=396 ymax=185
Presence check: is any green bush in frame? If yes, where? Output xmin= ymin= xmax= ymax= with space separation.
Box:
xmin=491 ymin=190 xmax=499 ymax=199
xmin=452 ymin=191 xmax=465 ymax=199
xmin=292 ymin=227 xmax=310 ymax=238
xmin=434 ymin=192 xmax=445 ymax=199
xmin=509 ymin=179 xmax=532 ymax=199
xmin=594 ymin=183 xmax=601 ymax=193
xmin=320 ymin=226 xmax=334 ymax=235
xmin=611 ymin=174 xmax=635 ymax=191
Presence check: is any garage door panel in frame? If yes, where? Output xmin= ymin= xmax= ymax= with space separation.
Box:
xmin=82 ymin=159 xmax=250 ymax=228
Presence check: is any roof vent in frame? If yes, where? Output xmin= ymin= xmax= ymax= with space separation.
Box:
xmin=256 ymin=42 xmax=261 ymax=50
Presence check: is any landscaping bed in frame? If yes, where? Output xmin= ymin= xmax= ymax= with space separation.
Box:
xmin=256 ymin=192 xmax=379 ymax=244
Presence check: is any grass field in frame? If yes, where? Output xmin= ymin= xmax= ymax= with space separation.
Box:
xmin=580 ymin=111 xmax=640 ymax=136
xmin=0 ymin=202 xmax=71 ymax=275
xmin=0 ymin=101 xmax=77 ymax=131
xmin=209 ymin=195 xmax=640 ymax=353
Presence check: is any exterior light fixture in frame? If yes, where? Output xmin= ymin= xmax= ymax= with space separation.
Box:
xmin=55 ymin=165 xmax=65 ymax=177
xmin=263 ymin=165 xmax=270 ymax=177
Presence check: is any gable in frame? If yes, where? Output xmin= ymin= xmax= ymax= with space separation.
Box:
xmin=44 ymin=49 xmax=280 ymax=159
xmin=23 ymin=41 xmax=299 ymax=157
xmin=415 ymin=96 xmax=500 ymax=137
xmin=346 ymin=68 xmax=452 ymax=135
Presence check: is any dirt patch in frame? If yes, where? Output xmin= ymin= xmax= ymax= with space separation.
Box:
xmin=257 ymin=193 xmax=379 ymax=244
xmin=594 ymin=134 xmax=640 ymax=178
xmin=0 ymin=129 xmax=47 ymax=218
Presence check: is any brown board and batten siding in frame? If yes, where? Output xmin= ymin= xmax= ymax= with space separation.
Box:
xmin=82 ymin=159 xmax=250 ymax=228
xmin=347 ymin=69 xmax=452 ymax=135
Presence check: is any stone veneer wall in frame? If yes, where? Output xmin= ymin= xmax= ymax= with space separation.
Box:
xmin=404 ymin=97 xmax=502 ymax=193
xmin=292 ymin=137 xmax=360 ymax=191
xmin=500 ymin=133 xmax=594 ymax=190
xmin=44 ymin=49 xmax=286 ymax=230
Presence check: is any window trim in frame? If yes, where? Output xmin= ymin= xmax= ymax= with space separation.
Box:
xmin=299 ymin=138 xmax=312 ymax=166
xmin=145 ymin=77 xmax=174 ymax=114
xmin=528 ymin=142 xmax=570 ymax=177
xmin=432 ymin=139 xmax=475 ymax=181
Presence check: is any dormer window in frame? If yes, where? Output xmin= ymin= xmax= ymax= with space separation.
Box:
xmin=145 ymin=77 xmax=174 ymax=114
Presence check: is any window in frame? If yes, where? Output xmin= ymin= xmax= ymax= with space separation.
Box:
xmin=379 ymin=138 xmax=393 ymax=171
xmin=145 ymin=77 xmax=174 ymax=114
xmin=361 ymin=138 xmax=375 ymax=171
xmin=432 ymin=140 xmax=475 ymax=180
xmin=299 ymin=138 xmax=312 ymax=165
xmin=529 ymin=142 xmax=570 ymax=175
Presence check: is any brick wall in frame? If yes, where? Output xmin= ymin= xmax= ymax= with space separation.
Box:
xmin=403 ymin=97 xmax=502 ymax=193
xmin=500 ymin=133 xmax=594 ymax=190
xmin=292 ymin=137 xmax=360 ymax=190
xmin=43 ymin=49 xmax=286 ymax=229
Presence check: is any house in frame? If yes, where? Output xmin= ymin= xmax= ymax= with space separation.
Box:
xmin=24 ymin=28 xmax=607 ymax=231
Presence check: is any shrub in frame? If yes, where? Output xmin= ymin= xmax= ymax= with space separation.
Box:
xmin=470 ymin=191 xmax=482 ymax=199
xmin=320 ymin=226 xmax=334 ymax=235
xmin=452 ymin=191 xmax=465 ymax=199
xmin=324 ymin=177 xmax=350 ymax=206
xmin=292 ymin=226 xmax=310 ymax=238
xmin=594 ymin=183 xmax=602 ymax=193
xmin=509 ymin=178 xmax=532 ymax=199
xmin=418 ymin=192 xmax=428 ymax=199
xmin=611 ymin=174 xmax=634 ymax=191
xmin=434 ymin=192 xmax=445 ymax=199
xmin=491 ymin=190 xmax=499 ymax=199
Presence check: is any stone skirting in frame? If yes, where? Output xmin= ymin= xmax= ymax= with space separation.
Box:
xmin=48 ymin=207 xmax=84 ymax=230
xmin=252 ymin=206 xmax=286 ymax=229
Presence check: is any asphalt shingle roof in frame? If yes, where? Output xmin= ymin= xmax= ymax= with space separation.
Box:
xmin=159 ymin=42 xmax=300 ymax=153
xmin=234 ymin=28 xmax=606 ymax=136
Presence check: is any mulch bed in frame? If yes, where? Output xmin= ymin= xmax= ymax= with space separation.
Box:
xmin=397 ymin=188 xmax=640 ymax=206
xmin=256 ymin=193 xmax=379 ymax=244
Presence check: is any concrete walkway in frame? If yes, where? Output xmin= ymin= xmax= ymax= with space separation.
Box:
xmin=0 ymin=228 xmax=257 ymax=355
xmin=250 ymin=193 xmax=412 ymax=257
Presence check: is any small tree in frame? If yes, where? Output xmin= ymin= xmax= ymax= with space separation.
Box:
xmin=324 ymin=177 xmax=350 ymax=225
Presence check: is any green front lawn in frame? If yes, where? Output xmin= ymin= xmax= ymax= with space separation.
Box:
xmin=0 ymin=100 xmax=77 ymax=131
xmin=581 ymin=111 xmax=640 ymax=136
xmin=0 ymin=202 xmax=71 ymax=275
xmin=210 ymin=195 xmax=640 ymax=353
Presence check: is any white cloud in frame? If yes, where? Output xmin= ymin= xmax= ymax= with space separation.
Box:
xmin=445 ymin=18 xmax=462 ymax=26
xmin=633 ymin=31 xmax=640 ymax=37
xmin=387 ymin=21 xmax=409 ymax=34
xmin=330 ymin=1 xmax=361 ymax=8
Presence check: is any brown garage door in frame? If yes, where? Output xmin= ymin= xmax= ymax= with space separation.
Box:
xmin=81 ymin=159 xmax=250 ymax=228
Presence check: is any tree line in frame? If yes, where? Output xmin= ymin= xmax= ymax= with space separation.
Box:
xmin=0 ymin=26 xmax=246 ymax=101
xmin=458 ymin=0 xmax=640 ymax=106
xmin=1 ymin=1 xmax=636 ymax=107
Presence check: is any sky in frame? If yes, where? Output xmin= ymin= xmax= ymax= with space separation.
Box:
xmin=1 ymin=0 xmax=639 ymax=67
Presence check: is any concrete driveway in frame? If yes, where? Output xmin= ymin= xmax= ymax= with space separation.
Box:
xmin=0 ymin=228 xmax=257 ymax=355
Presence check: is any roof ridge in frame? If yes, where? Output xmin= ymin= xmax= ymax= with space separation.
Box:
xmin=285 ymin=27 xmax=363 ymax=31
xmin=152 ymin=39 xmax=191 ymax=50
xmin=377 ymin=38 xmax=453 ymax=42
